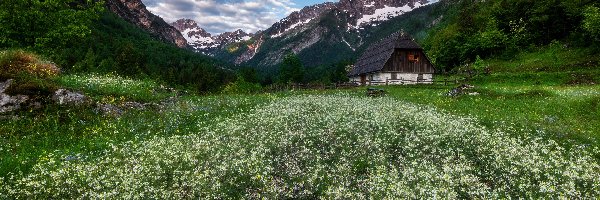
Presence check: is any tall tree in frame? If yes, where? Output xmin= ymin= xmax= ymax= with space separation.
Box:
xmin=0 ymin=0 xmax=103 ymax=49
xmin=583 ymin=6 xmax=600 ymax=41
xmin=279 ymin=53 xmax=305 ymax=83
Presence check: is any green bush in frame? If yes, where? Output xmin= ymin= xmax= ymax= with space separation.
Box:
xmin=583 ymin=6 xmax=600 ymax=41
xmin=0 ymin=50 xmax=60 ymax=79
xmin=223 ymin=78 xmax=262 ymax=94
xmin=0 ymin=50 xmax=60 ymax=95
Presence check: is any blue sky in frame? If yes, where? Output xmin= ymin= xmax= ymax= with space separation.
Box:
xmin=141 ymin=0 xmax=337 ymax=35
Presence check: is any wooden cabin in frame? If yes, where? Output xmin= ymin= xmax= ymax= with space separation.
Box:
xmin=349 ymin=31 xmax=435 ymax=85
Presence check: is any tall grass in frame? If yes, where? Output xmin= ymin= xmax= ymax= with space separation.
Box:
xmin=56 ymin=73 xmax=171 ymax=102
xmin=484 ymin=42 xmax=599 ymax=73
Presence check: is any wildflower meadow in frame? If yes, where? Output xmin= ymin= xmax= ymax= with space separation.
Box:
xmin=2 ymin=94 xmax=599 ymax=198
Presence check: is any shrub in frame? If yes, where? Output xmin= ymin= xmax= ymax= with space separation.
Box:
xmin=583 ymin=6 xmax=600 ymax=41
xmin=0 ymin=50 xmax=60 ymax=95
xmin=222 ymin=78 xmax=262 ymax=94
xmin=0 ymin=50 xmax=60 ymax=79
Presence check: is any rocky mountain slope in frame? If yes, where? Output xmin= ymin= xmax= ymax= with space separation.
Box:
xmin=176 ymin=0 xmax=441 ymax=67
xmin=105 ymin=0 xmax=188 ymax=48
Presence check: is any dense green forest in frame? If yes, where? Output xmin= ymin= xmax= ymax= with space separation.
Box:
xmin=424 ymin=0 xmax=600 ymax=72
xmin=0 ymin=0 xmax=234 ymax=93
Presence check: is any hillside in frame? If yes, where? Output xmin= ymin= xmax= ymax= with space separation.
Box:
xmin=105 ymin=0 xmax=189 ymax=48
xmin=0 ymin=0 xmax=234 ymax=93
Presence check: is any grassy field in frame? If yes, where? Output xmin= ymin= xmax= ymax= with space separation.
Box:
xmin=1 ymin=44 xmax=600 ymax=198
xmin=376 ymin=74 xmax=600 ymax=147
xmin=1 ymin=70 xmax=599 ymax=198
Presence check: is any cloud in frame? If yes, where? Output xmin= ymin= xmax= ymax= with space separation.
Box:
xmin=142 ymin=0 xmax=301 ymax=34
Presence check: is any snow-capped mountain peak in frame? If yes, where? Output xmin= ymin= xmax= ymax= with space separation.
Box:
xmin=171 ymin=19 xmax=253 ymax=54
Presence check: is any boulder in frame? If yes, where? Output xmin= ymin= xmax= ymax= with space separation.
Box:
xmin=0 ymin=79 xmax=13 ymax=93
xmin=122 ymin=101 xmax=145 ymax=110
xmin=446 ymin=84 xmax=475 ymax=97
xmin=97 ymin=104 xmax=124 ymax=117
xmin=0 ymin=79 xmax=30 ymax=113
xmin=0 ymin=93 xmax=29 ymax=113
xmin=52 ymin=89 xmax=88 ymax=105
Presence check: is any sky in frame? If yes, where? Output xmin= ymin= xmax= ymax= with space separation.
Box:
xmin=141 ymin=0 xmax=337 ymax=35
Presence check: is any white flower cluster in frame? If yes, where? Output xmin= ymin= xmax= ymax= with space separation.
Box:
xmin=59 ymin=74 xmax=159 ymax=99
xmin=3 ymin=95 xmax=599 ymax=198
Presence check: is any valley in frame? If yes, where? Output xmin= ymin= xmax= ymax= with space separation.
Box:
xmin=1 ymin=0 xmax=600 ymax=198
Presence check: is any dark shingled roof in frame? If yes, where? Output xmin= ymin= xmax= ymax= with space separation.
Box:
xmin=349 ymin=31 xmax=423 ymax=76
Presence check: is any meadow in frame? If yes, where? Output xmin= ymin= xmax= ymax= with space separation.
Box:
xmin=1 ymin=70 xmax=600 ymax=198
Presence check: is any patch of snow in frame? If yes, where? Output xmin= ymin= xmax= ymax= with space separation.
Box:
xmin=182 ymin=28 xmax=214 ymax=44
xmin=364 ymin=1 xmax=375 ymax=7
xmin=241 ymin=36 xmax=252 ymax=41
xmin=272 ymin=18 xmax=313 ymax=38
xmin=355 ymin=2 xmax=431 ymax=27
xmin=341 ymin=37 xmax=355 ymax=51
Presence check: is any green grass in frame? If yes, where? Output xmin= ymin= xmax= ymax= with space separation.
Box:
xmin=2 ymin=90 xmax=599 ymax=198
xmin=483 ymin=43 xmax=599 ymax=73
xmin=56 ymin=73 xmax=174 ymax=102
xmin=0 ymin=74 xmax=271 ymax=179
xmin=361 ymin=79 xmax=600 ymax=146
xmin=1 ymin=44 xmax=599 ymax=197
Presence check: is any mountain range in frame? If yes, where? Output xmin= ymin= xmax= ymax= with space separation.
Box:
xmin=170 ymin=0 xmax=442 ymax=67
xmin=106 ymin=0 xmax=444 ymax=68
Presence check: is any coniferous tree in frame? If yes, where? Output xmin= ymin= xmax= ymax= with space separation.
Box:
xmin=0 ymin=0 xmax=103 ymax=49
xmin=279 ymin=53 xmax=305 ymax=83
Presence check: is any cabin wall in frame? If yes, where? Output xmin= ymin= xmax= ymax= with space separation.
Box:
xmin=383 ymin=50 xmax=435 ymax=74
xmin=350 ymin=72 xmax=433 ymax=85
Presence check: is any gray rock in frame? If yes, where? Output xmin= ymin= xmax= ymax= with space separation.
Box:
xmin=0 ymin=94 xmax=29 ymax=113
xmin=0 ymin=79 xmax=13 ymax=93
xmin=52 ymin=89 xmax=88 ymax=105
xmin=97 ymin=104 xmax=123 ymax=117
xmin=0 ymin=79 xmax=30 ymax=113
xmin=446 ymin=84 xmax=475 ymax=97
xmin=122 ymin=101 xmax=145 ymax=110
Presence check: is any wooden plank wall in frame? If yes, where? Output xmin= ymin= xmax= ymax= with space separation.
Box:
xmin=383 ymin=50 xmax=434 ymax=73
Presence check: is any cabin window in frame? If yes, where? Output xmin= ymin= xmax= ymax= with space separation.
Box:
xmin=391 ymin=73 xmax=397 ymax=80
xmin=369 ymin=75 xmax=373 ymax=81
xmin=408 ymin=52 xmax=420 ymax=62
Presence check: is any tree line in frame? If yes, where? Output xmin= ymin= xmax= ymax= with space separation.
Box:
xmin=423 ymin=0 xmax=600 ymax=72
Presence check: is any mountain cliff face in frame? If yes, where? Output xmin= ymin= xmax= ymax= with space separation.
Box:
xmin=105 ymin=0 xmax=188 ymax=48
xmin=204 ymin=0 xmax=441 ymax=67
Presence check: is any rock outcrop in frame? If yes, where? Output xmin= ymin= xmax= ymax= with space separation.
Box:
xmin=105 ymin=0 xmax=189 ymax=48
xmin=0 ymin=79 xmax=29 ymax=113
xmin=52 ymin=89 xmax=89 ymax=106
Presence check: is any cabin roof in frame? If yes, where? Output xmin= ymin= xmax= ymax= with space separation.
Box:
xmin=349 ymin=31 xmax=424 ymax=76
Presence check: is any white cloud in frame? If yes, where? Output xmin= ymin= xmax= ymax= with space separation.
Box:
xmin=142 ymin=0 xmax=301 ymax=34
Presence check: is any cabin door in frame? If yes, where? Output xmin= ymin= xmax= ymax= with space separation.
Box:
xmin=360 ymin=75 xmax=366 ymax=85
